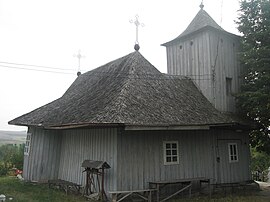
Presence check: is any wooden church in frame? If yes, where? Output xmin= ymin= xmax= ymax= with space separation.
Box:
xmin=9 ymin=4 xmax=251 ymax=200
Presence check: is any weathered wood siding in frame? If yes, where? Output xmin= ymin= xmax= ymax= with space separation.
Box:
xmin=23 ymin=127 xmax=61 ymax=182
xmin=166 ymin=30 xmax=242 ymax=112
xmin=23 ymin=127 xmax=250 ymax=191
xmin=116 ymin=129 xmax=250 ymax=190
xmin=57 ymin=128 xmax=118 ymax=192
xmin=214 ymin=130 xmax=251 ymax=183
xmin=116 ymin=130 xmax=215 ymax=190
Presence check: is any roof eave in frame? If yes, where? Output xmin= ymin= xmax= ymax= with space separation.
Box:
xmin=124 ymin=122 xmax=242 ymax=131
xmin=161 ymin=26 xmax=240 ymax=47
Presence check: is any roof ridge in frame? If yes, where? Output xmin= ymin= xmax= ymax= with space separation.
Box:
xmin=89 ymin=55 xmax=137 ymax=123
xmin=92 ymin=52 xmax=154 ymax=122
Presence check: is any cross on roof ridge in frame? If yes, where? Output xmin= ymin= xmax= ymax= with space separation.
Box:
xmin=130 ymin=15 xmax=144 ymax=51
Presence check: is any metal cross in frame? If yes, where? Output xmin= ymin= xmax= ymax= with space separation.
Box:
xmin=73 ymin=50 xmax=85 ymax=72
xmin=130 ymin=15 xmax=144 ymax=44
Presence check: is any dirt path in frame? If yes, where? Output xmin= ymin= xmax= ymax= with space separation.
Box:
xmin=255 ymin=181 xmax=270 ymax=197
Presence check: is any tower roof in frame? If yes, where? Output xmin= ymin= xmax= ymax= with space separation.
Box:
xmin=9 ymin=51 xmax=237 ymax=129
xmin=179 ymin=8 xmax=223 ymax=37
xmin=162 ymin=7 xmax=237 ymax=46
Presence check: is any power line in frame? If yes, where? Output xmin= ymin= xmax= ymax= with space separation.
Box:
xmin=0 ymin=61 xmax=212 ymax=80
xmin=0 ymin=64 xmax=75 ymax=75
xmin=0 ymin=61 xmax=74 ymax=71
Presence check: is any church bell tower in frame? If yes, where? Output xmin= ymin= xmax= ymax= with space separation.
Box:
xmin=162 ymin=4 xmax=242 ymax=113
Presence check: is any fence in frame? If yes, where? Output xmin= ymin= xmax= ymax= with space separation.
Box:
xmin=252 ymin=170 xmax=269 ymax=182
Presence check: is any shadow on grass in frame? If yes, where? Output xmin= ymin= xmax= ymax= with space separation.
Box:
xmin=169 ymin=184 xmax=269 ymax=202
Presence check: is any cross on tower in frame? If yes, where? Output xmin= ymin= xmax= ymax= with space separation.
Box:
xmin=73 ymin=50 xmax=85 ymax=76
xmin=130 ymin=15 xmax=144 ymax=50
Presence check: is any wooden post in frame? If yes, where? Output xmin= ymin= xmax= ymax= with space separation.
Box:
xmin=148 ymin=190 xmax=152 ymax=202
xmin=189 ymin=182 xmax=191 ymax=198
xmin=157 ymin=184 xmax=160 ymax=202
xmin=86 ymin=170 xmax=90 ymax=195
xmin=101 ymin=167 xmax=104 ymax=201
xmin=112 ymin=193 xmax=117 ymax=202
xmin=209 ymin=180 xmax=212 ymax=198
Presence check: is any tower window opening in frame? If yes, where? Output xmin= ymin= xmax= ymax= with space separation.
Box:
xmin=226 ymin=77 xmax=232 ymax=96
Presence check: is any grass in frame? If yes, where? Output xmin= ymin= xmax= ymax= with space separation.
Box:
xmin=171 ymin=195 xmax=270 ymax=202
xmin=0 ymin=176 xmax=269 ymax=202
xmin=0 ymin=176 xmax=87 ymax=202
xmin=170 ymin=186 xmax=269 ymax=202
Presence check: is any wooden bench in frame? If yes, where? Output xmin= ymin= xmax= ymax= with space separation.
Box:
xmin=149 ymin=177 xmax=211 ymax=202
xmin=109 ymin=189 xmax=157 ymax=202
xmin=48 ymin=179 xmax=81 ymax=195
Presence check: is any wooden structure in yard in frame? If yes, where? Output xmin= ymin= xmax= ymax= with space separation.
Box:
xmin=109 ymin=189 xmax=157 ymax=202
xmin=162 ymin=5 xmax=242 ymax=113
xmin=81 ymin=160 xmax=110 ymax=200
xmin=149 ymin=177 xmax=211 ymax=202
xmin=9 ymin=5 xmax=251 ymax=201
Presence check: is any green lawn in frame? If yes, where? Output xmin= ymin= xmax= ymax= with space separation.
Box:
xmin=0 ymin=176 xmax=87 ymax=202
xmin=172 ymin=195 xmax=269 ymax=202
xmin=171 ymin=185 xmax=269 ymax=202
xmin=0 ymin=176 xmax=269 ymax=202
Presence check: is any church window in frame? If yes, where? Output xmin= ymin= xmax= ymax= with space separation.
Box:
xmin=163 ymin=141 xmax=179 ymax=165
xmin=190 ymin=41 xmax=193 ymax=46
xmin=226 ymin=77 xmax=232 ymax=96
xmin=179 ymin=45 xmax=183 ymax=49
xmin=228 ymin=143 xmax=238 ymax=163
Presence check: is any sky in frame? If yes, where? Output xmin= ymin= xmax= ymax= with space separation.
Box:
xmin=0 ymin=0 xmax=241 ymax=131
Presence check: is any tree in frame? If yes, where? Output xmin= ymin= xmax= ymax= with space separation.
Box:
xmin=236 ymin=0 xmax=270 ymax=154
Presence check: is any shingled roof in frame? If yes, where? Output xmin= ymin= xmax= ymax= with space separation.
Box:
xmin=162 ymin=7 xmax=237 ymax=46
xmin=9 ymin=51 xmax=237 ymax=129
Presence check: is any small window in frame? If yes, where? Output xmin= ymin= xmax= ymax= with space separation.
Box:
xmin=163 ymin=141 xmax=179 ymax=165
xmin=179 ymin=45 xmax=183 ymax=49
xmin=24 ymin=133 xmax=32 ymax=155
xmin=190 ymin=41 xmax=193 ymax=46
xmin=228 ymin=143 xmax=238 ymax=163
xmin=226 ymin=77 xmax=232 ymax=96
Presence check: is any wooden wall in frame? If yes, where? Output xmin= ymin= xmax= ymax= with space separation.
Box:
xmin=57 ymin=128 xmax=118 ymax=192
xmin=117 ymin=129 xmax=251 ymax=190
xmin=214 ymin=130 xmax=251 ymax=183
xmin=23 ymin=127 xmax=61 ymax=182
xmin=117 ymin=130 xmax=215 ymax=190
xmin=165 ymin=30 xmax=242 ymax=112
xmin=23 ymin=127 xmax=250 ymax=192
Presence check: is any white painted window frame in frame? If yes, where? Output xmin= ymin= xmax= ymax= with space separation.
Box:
xmin=228 ymin=143 xmax=238 ymax=163
xmin=24 ymin=133 xmax=32 ymax=156
xmin=163 ymin=141 xmax=179 ymax=165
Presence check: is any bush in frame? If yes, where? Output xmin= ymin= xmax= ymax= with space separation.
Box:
xmin=0 ymin=144 xmax=24 ymax=176
xmin=250 ymin=147 xmax=270 ymax=181
xmin=0 ymin=162 xmax=8 ymax=176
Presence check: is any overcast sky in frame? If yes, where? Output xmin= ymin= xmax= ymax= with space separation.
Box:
xmin=0 ymin=0 xmax=240 ymax=131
